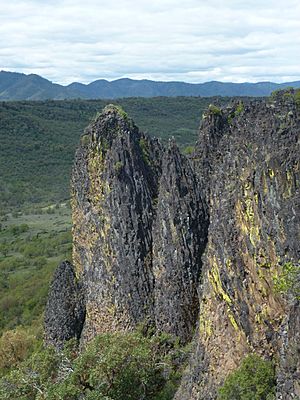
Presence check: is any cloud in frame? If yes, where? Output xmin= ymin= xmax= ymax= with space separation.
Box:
xmin=0 ymin=0 xmax=299 ymax=84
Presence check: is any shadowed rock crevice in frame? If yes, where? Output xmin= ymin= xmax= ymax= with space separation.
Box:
xmin=153 ymin=140 xmax=209 ymax=342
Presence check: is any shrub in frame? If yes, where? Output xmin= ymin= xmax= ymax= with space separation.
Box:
xmin=208 ymin=104 xmax=222 ymax=115
xmin=0 ymin=327 xmax=36 ymax=374
xmin=274 ymin=261 xmax=300 ymax=300
xmin=235 ymin=101 xmax=244 ymax=115
xmin=218 ymin=354 xmax=276 ymax=400
xmin=139 ymin=138 xmax=151 ymax=165
xmin=114 ymin=161 xmax=123 ymax=173
xmin=10 ymin=224 xmax=29 ymax=236
xmin=0 ymin=331 xmax=186 ymax=400
xmin=183 ymin=145 xmax=194 ymax=155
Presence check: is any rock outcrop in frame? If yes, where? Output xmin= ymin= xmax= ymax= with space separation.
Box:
xmin=176 ymin=91 xmax=300 ymax=399
xmin=45 ymin=91 xmax=299 ymax=398
xmin=70 ymin=105 xmax=208 ymax=343
xmin=44 ymin=261 xmax=85 ymax=349
xmin=277 ymin=301 xmax=300 ymax=398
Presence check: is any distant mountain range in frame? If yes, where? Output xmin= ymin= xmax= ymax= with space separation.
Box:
xmin=1 ymin=70 xmax=300 ymax=100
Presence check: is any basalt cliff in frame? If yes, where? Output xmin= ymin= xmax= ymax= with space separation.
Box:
xmin=45 ymin=91 xmax=300 ymax=399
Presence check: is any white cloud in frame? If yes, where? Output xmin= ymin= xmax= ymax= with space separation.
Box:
xmin=0 ymin=0 xmax=299 ymax=84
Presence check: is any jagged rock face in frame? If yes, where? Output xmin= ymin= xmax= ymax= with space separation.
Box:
xmin=277 ymin=301 xmax=300 ymax=399
xmin=153 ymin=142 xmax=208 ymax=342
xmin=194 ymin=107 xmax=229 ymax=199
xmin=70 ymin=105 xmax=208 ymax=343
xmin=71 ymin=106 xmax=160 ymax=340
xmin=176 ymin=91 xmax=300 ymax=399
xmin=44 ymin=261 xmax=85 ymax=349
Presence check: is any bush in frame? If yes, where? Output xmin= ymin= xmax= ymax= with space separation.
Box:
xmin=274 ymin=261 xmax=300 ymax=300
xmin=0 ymin=327 xmax=36 ymax=374
xmin=218 ymin=354 xmax=276 ymax=400
xmin=208 ymin=104 xmax=222 ymax=115
xmin=10 ymin=224 xmax=29 ymax=236
xmin=183 ymin=145 xmax=194 ymax=155
xmin=0 ymin=332 xmax=186 ymax=400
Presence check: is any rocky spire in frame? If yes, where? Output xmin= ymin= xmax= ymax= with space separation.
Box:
xmin=44 ymin=261 xmax=85 ymax=349
xmin=69 ymin=106 xmax=208 ymax=343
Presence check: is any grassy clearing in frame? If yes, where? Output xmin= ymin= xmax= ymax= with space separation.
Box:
xmin=0 ymin=205 xmax=72 ymax=335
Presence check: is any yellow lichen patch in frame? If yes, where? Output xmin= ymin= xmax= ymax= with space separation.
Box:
xmin=268 ymin=168 xmax=275 ymax=179
xmin=225 ymin=258 xmax=235 ymax=278
xmin=87 ymin=147 xmax=110 ymax=208
xmin=235 ymin=182 xmax=261 ymax=248
xmin=199 ymin=306 xmax=213 ymax=339
xmin=208 ymin=257 xmax=232 ymax=305
xmin=106 ymin=304 xmax=116 ymax=315
xmin=255 ymin=312 xmax=262 ymax=324
xmin=235 ymin=201 xmax=249 ymax=236
xmin=71 ymin=196 xmax=100 ymax=276
xmin=227 ymin=308 xmax=239 ymax=332
xmin=262 ymin=171 xmax=269 ymax=195
xmin=283 ymin=169 xmax=293 ymax=199
xmin=255 ymin=248 xmax=271 ymax=269
xmin=100 ymin=214 xmax=114 ymax=267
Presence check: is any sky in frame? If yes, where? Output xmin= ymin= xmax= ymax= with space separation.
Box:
xmin=0 ymin=0 xmax=300 ymax=85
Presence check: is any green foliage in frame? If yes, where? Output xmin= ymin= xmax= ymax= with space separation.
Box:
xmin=117 ymin=106 xmax=129 ymax=121
xmin=0 ymin=332 xmax=188 ymax=400
xmin=139 ymin=137 xmax=151 ymax=165
xmin=208 ymin=104 xmax=222 ymax=115
xmin=0 ymin=327 xmax=37 ymax=375
xmin=80 ymin=134 xmax=90 ymax=146
xmin=183 ymin=145 xmax=194 ymax=155
xmin=114 ymin=161 xmax=123 ymax=173
xmin=274 ymin=261 xmax=300 ymax=299
xmin=218 ymin=354 xmax=276 ymax=400
xmin=235 ymin=101 xmax=244 ymax=115
xmin=0 ymin=345 xmax=60 ymax=400
xmin=270 ymin=88 xmax=282 ymax=99
xmin=9 ymin=224 xmax=29 ymax=236
xmin=0 ymin=207 xmax=72 ymax=335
